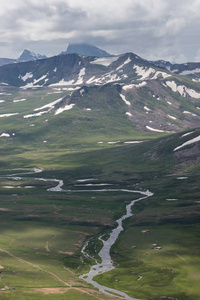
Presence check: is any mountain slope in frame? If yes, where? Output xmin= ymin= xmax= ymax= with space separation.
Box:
xmin=0 ymin=51 xmax=200 ymax=137
xmin=0 ymin=52 xmax=170 ymax=88
xmin=0 ymin=58 xmax=17 ymax=66
xmin=0 ymin=53 xmax=200 ymax=133
xmin=152 ymin=59 xmax=200 ymax=79
xmin=0 ymin=50 xmax=200 ymax=300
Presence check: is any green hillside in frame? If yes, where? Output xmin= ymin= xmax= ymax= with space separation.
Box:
xmin=0 ymin=60 xmax=199 ymax=300
xmin=0 ymin=98 xmax=199 ymax=300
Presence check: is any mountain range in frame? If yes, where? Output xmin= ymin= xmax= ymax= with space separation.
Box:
xmin=0 ymin=49 xmax=200 ymax=135
xmin=1 ymin=43 xmax=200 ymax=80
xmin=0 ymin=44 xmax=200 ymax=300
xmin=0 ymin=44 xmax=110 ymax=66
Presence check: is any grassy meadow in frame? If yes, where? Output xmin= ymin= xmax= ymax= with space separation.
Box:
xmin=0 ymin=85 xmax=199 ymax=299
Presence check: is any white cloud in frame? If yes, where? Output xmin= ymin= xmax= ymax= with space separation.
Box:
xmin=0 ymin=0 xmax=199 ymax=62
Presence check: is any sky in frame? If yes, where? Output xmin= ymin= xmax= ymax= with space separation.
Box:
xmin=0 ymin=0 xmax=200 ymax=63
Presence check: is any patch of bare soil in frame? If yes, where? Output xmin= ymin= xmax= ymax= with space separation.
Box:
xmin=0 ymin=208 xmax=13 ymax=212
xmin=34 ymin=287 xmax=69 ymax=294
xmin=57 ymin=250 xmax=74 ymax=255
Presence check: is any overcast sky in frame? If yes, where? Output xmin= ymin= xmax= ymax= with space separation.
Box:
xmin=0 ymin=0 xmax=200 ymax=63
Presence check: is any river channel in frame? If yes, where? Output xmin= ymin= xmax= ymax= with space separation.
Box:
xmin=2 ymin=168 xmax=153 ymax=300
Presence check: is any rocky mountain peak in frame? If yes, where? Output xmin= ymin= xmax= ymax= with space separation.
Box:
xmin=60 ymin=43 xmax=111 ymax=57
xmin=18 ymin=49 xmax=47 ymax=62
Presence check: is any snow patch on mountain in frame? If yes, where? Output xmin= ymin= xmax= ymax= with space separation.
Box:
xmin=122 ymin=82 xmax=147 ymax=90
xmin=80 ymin=89 xmax=85 ymax=97
xmin=120 ymin=94 xmax=131 ymax=106
xmin=23 ymin=97 xmax=72 ymax=118
xmin=34 ymin=98 xmax=63 ymax=111
xmin=165 ymin=80 xmax=200 ymax=98
xmin=183 ymin=111 xmax=197 ymax=117
xmin=134 ymin=65 xmax=169 ymax=81
xmin=134 ymin=65 xmax=154 ymax=80
xmin=174 ymin=134 xmax=200 ymax=151
xmin=34 ymin=75 xmax=48 ymax=84
xmin=87 ymin=72 xmax=121 ymax=85
xmin=13 ymin=98 xmax=26 ymax=103
xmin=20 ymin=74 xmax=49 ymax=89
xmin=153 ymin=71 xmax=169 ymax=79
xmin=19 ymin=72 xmax=33 ymax=81
xmin=116 ymin=57 xmax=131 ymax=70
xmin=23 ymin=110 xmax=50 ymax=118
xmin=90 ymin=56 xmax=119 ymax=67
xmin=55 ymin=104 xmax=75 ymax=115
xmin=101 ymin=72 xmax=121 ymax=83
xmin=86 ymin=76 xmax=96 ymax=84
xmin=168 ymin=115 xmax=176 ymax=120
xmin=181 ymin=131 xmax=194 ymax=137
xmin=124 ymin=140 xmax=143 ymax=144
xmin=50 ymin=79 xmax=75 ymax=86
xmin=0 ymin=133 xmax=10 ymax=137
xmin=146 ymin=126 xmax=165 ymax=133
xmin=0 ymin=113 xmax=18 ymax=118
xmin=180 ymin=68 xmax=200 ymax=75
xmin=76 ymin=68 xmax=86 ymax=85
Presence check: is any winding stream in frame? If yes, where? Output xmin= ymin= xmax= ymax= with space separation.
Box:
xmin=79 ymin=190 xmax=153 ymax=300
xmin=1 ymin=168 xmax=153 ymax=300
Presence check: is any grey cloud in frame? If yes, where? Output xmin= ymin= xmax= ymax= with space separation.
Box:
xmin=0 ymin=0 xmax=200 ymax=63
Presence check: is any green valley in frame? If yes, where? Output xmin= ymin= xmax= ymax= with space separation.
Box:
xmin=0 ymin=53 xmax=199 ymax=300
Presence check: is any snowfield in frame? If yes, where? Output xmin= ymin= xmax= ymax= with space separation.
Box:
xmin=181 ymin=131 xmax=195 ymax=137
xmin=19 ymin=72 xmax=33 ymax=81
xmin=50 ymin=79 xmax=75 ymax=86
xmin=116 ymin=57 xmax=131 ymax=70
xmin=122 ymin=82 xmax=147 ymax=90
xmin=133 ymin=65 xmax=169 ymax=80
xmin=34 ymin=98 xmax=63 ymax=111
xmin=90 ymin=56 xmax=119 ymax=66
xmin=23 ymin=110 xmax=50 ymax=119
xmin=180 ymin=68 xmax=200 ymax=75
xmin=168 ymin=115 xmax=177 ymax=120
xmin=54 ymin=104 xmax=75 ymax=115
xmin=146 ymin=126 xmax=165 ymax=133
xmin=0 ymin=133 xmax=10 ymax=137
xmin=13 ymin=98 xmax=26 ymax=103
xmin=76 ymin=68 xmax=86 ymax=85
xmin=165 ymin=80 xmax=200 ymax=98
xmin=120 ymin=94 xmax=131 ymax=106
xmin=174 ymin=134 xmax=200 ymax=151
xmin=0 ymin=113 xmax=18 ymax=118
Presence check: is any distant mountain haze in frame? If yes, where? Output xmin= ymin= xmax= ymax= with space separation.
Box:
xmin=60 ymin=43 xmax=112 ymax=57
